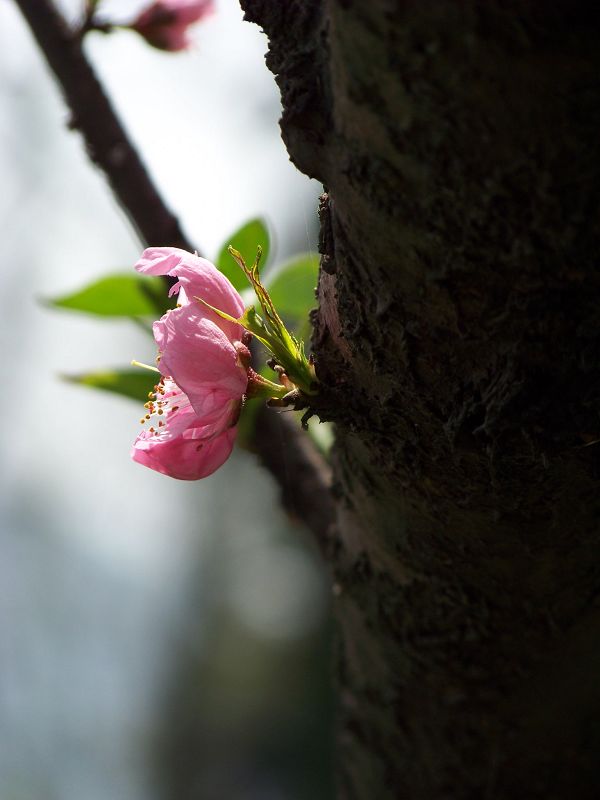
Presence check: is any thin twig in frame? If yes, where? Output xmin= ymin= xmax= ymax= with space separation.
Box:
xmin=15 ymin=0 xmax=189 ymax=250
xmin=15 ymin=0 xmax=335 ymax=546
xmin=254 ymin=408 xmax=336 ymax=554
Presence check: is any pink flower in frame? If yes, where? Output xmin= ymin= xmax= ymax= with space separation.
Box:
xmin=131 ymin=0 xmax=215 ymax=51
xmin=131 ymin=247 xmax=250 ymax=480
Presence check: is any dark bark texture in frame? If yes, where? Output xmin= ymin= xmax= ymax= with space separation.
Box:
xmin=242 ymin=1 xmax=600 ymax=797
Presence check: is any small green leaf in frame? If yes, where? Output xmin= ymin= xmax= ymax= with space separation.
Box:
xmin=266 ymin=253 xmax=319 ymax=319
xmin=62 ymin=368 xmax=157 ymax=402
xmin=46 ymin=273 xmax=170 ymax=317
xmin=216 ymin=218 xmax=271 ymax=290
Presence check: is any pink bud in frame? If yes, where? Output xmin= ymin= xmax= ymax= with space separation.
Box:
xmin=131 ymin=0 xmax=215 ymax=52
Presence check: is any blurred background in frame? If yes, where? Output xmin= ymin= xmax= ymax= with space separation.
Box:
xmin=0 ymin=1 xmax=333 ymax=798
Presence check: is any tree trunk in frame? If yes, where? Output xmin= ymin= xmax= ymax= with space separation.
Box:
xmin=241 ymin=1 xmax=600 ymax=797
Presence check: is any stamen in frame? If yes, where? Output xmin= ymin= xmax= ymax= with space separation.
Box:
xmin=131 ymin=359 xmax=160 ymax=373
xmin=137 ymin=375 xmax=182 ymax=433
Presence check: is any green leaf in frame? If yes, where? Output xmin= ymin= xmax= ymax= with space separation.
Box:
xmin=61 ymin=368 xmax=157 ymax=403
xmin=46 ymin=273 xmax=170 ymax=317
xmin=216 ymin=218 xmax=271 ymax=290
xmin=265 ymin=253 xmax=319 ymax=319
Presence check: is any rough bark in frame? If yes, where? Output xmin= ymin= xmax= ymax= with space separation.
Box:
xmin=241 ymin=1 xmax=600 ymax=797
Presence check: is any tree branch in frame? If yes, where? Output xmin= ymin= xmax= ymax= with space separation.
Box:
xmin=253 ymin=408 xmax=335 ymax=555
xmin=16 ymin=0 xmax=335 ymax=546
xmin=15 ymin=0 xmax=190 ymax=250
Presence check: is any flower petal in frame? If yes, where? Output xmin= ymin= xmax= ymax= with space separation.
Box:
xmin=132 ymin=425 xmax=237 ymax=480
xmin=135 ymin=246 xmax=245 ymax=321
xmin=155 ymin=305 xmax=248 ymax=414
xmin=134 ymin=246 xmax=186 ymax=276
xmin=157 ymin=379 xmax=241 ymax=438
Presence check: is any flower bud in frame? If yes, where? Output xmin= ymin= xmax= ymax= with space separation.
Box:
xmin=131 ymin=0 xmax=214 ymax=51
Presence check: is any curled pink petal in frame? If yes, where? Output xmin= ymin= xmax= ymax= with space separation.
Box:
xmin=132 ymin=426 xmax=237 ymax=481
xmin=134 ymin=246 xmax=185 ymax=276
xmin=136 ymin=246 xmax=245 ymax=323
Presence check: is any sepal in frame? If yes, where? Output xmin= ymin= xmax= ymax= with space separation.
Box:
xmin=196 ymin=246 xmax=318 ymax=402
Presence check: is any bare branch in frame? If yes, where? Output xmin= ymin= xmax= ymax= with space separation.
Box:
xmin=253 ymin=408 xmax=336 ymax=555
xmin=15 ymin=0 xmax=189 ymax=249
